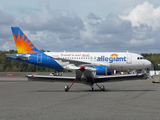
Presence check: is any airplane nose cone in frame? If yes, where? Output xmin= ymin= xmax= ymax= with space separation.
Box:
xmin=146 ymin=60 xmax=151 ymax=67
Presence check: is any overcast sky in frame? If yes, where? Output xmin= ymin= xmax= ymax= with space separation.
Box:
xmin=1 ymin=0 xmax=160 ymax=53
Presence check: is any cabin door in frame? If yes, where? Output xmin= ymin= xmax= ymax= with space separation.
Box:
xmin=127 ymin=54 xmax=132 ymax=64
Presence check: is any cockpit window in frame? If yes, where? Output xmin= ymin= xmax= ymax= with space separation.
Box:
xmin=137 ymin=57 xmax=145 ymax=60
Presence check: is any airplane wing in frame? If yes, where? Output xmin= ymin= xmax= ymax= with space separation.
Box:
xmin=27 ymin=73 xmax=147 ymax=83
xmin=6 ymin=54 xmax=29 ymax=61
xmin=94 ymin=73 xmax=148 ymax=83
xmin=53 ymin=57 xmax=91 ymax=66
xmin=53 ymin=57 xmax=106 ymax=66
xmin=27 ymin=75 xmax=76 ymax=82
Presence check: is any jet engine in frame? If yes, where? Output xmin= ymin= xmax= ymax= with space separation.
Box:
xmin=94 ymin=65 xmax=112 ymax=75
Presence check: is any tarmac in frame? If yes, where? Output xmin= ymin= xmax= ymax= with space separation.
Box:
xmin=0 ymin=73 xmax=160 ymax=120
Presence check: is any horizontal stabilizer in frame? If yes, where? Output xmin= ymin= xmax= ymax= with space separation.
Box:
xmin=6 ymin=54 xmax=29 ymax=61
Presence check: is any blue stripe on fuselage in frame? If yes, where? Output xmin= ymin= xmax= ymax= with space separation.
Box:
xmin=8 ymin=53 xmax=63 ymax=70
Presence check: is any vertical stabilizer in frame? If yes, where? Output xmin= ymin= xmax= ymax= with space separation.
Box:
xmin=11 ymin=27 xmax=40 ymax=53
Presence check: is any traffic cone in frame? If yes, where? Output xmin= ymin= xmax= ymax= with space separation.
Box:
xmin=21 ymin=75 xmax=23 ymax=78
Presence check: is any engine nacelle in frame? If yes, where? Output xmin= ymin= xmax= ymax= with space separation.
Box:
xmin=94 ymin=65 xmax=112 ymax=75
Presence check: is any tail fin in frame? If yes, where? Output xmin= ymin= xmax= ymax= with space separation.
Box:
xmin=11 ymin=27 xmax=40 ymax=53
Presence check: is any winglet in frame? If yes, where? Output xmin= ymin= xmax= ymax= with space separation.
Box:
xmin=11 ymin=27 xmax=40 ymax=53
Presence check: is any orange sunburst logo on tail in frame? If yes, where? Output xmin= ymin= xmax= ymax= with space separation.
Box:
xmin=13 ymin=32 xmax=38 ymax=53
xmin=111 ymin=54 xmax=118 ymax=57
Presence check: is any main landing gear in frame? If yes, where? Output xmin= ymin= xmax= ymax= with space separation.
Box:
xmin=64 ymin=85 xmax=69 ymax=92
xmin=91 ymin=78 xmax=105 ymax=91
xmin=50 ymin=71 xmax=62 ymax=76
xmin=64 ymin=78 xmax=105 ymax=92
xmin=100 ymin=85 xmax=105 ymax=91
xmin=64 ymin=78 xmax=77 ymax=92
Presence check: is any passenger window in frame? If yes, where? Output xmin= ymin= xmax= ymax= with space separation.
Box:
xmin=137 ymin=57 xmax=139 ymax=60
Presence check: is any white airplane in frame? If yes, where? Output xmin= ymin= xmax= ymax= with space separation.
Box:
xmin=46 ymin=51 xmax=151 ymax=73
xmin=6 ymin=27 xmax=151 ymax=74
xmin=6 ymin=27 xmax=151 ymax=91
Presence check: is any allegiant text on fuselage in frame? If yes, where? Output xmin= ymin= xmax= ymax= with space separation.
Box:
xmin=97 ymin=56 xmax=126 ymax=63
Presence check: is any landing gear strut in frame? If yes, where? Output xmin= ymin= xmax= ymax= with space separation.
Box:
xmin=91 ymin=78 xmax=105 ymax=91
xmin=64 ymin=78 xmax=77 ymax=92
xmin=64 ymin=78 xmax=105 ymax=91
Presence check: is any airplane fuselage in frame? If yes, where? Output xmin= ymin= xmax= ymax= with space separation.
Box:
xmin=44 ymin=52 xmax=151 ymax=70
